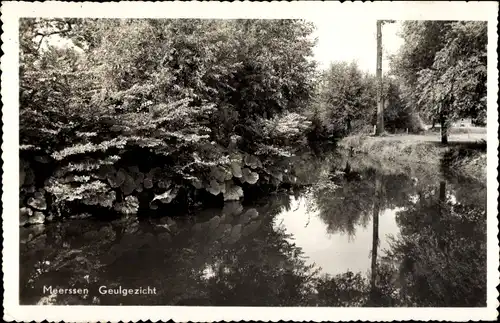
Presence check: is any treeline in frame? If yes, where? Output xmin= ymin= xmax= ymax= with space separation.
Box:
xmin=19 ymin=19 xmax=487 ymax=222
xmin=309 ymin=61 xmax=420 ymax=139
xmin=312 ymin=20 xmax=488 ymax=142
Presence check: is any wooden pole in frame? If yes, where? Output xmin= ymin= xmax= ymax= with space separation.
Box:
xmin=375 ymin=21 xmax=384 ymax=135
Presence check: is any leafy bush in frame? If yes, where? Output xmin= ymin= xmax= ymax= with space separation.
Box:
xmin=19 ymin=18 xmax=317 ymax=220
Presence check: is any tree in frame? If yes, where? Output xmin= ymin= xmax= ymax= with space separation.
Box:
xmin=382 ymin=78 xmax=419 ymax=132
xmin=313 ymin=61 xmax=417 ymax=138
xmin=391 ymin=21 xmax=487 ymax=143
xmin=314 ymin=62 xmax=374 ymax=137
xmin=390 ymin=21 xmax=452 ymax=102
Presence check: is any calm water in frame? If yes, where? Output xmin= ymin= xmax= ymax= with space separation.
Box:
xmin=20 ymin=152 xmax=487 ymax=306
xmin=275 ymin=197 xmax=403 ymax=276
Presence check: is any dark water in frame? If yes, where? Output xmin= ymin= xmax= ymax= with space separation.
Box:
xmin=20 ymin=152 xmax=487 ymax=307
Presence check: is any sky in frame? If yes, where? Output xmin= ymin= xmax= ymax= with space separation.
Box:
xmin=308 ymin=18 xmax=404 ymax=74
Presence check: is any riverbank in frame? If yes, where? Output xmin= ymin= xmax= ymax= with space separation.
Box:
xmin=338 ymin=134 xmax=487 ymax=182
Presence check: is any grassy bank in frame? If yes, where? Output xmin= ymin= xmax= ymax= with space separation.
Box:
xmin=339 ymin=134 xmax=487 ymax=182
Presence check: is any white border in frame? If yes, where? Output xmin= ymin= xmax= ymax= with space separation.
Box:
xmin=2 ymin=1 xmax=499 ymax=322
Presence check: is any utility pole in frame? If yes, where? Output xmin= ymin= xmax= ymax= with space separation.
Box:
xmin=375 ymin=20 xmax=384 ymax=136
xmin=375 ymin=20 xmax=395 ymax=136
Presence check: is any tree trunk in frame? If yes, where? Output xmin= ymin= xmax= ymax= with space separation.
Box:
xmin=438 ymin=101 xmax=448 ymax=144
xmin=440 ymin=118 xmax=448 ymax=144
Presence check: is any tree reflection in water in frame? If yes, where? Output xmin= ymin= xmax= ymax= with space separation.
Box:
xmin=300 ymin=156 xmax=486 ymax=307
xmin=385 ymin=180 xmax=487 ymax=306
xmin=20 ymin=155 xmax=487 ymax=307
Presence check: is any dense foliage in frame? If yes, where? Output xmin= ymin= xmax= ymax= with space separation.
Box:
xmin=20 ymin=18 xmax=317 ymax=220
xmin=310 ymin=61 xmax=419 ymax=139
xmin=391 ymin=21 xmax=487 ymax=139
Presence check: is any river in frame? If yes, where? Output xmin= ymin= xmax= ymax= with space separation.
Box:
xmin=20 ymin=150 xmax=487 ymax=307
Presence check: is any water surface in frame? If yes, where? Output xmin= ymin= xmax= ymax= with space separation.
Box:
xmin=20 ymin=152 xmax=487 ymax=306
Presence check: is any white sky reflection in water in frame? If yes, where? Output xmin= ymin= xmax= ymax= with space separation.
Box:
xmin=273 ymin=196 xmax=402 ymax=276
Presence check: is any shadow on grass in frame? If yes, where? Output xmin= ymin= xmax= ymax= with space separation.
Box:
xmin=423 ymin=139 xmax=487 ymax=152
xmin=450 ymin=139 xmax=487 ymax=151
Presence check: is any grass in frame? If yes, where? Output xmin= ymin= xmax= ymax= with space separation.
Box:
xmin=340 ymin=135 xmax=444 ymax=165
xmin=338 ymin=132 xmax=487 ymax=182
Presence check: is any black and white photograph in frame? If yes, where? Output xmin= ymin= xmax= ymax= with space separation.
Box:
xmin=2 ymin=1 xmax=499 ymax=322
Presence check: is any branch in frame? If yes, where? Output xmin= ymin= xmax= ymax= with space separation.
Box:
xmin=35 ymin=34 xmax=46 ymax=51
xmin=35 ymin=22 xmax=73 ymax=51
